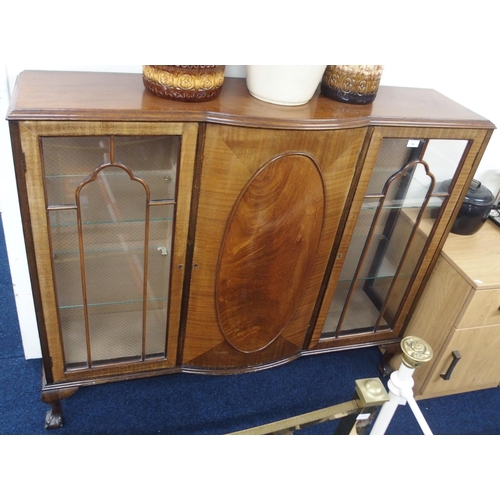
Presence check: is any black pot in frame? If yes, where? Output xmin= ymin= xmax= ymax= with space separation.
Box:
xmin=442 ymin=179 xmax=495 ymax=235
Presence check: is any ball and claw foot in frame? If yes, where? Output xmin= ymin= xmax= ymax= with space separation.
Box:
xmin=45 ymin=405 xmax=63 ymax=429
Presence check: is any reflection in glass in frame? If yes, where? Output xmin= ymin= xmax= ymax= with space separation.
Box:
xmin=322 ymin=138 xmax=468 ymax=339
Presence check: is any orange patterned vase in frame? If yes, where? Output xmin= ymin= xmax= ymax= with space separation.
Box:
xmin=142 ymin=65 xmax=226 ymax=102
xmin=321 ymin=65 xmax=383 ymax=104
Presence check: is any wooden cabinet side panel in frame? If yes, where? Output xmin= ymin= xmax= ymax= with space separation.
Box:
xmin=9 ymin=122 xmax=55 ymax=381
xmin=182 ymin=125 xmax=367 ymax=367
xmin=20 ymin=122 xmax=66 ymax=380
xmin=397 ymin=256 xmax=472 ymax=395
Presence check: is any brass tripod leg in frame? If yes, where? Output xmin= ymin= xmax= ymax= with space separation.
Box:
xmin=229 ymin=378 xmax=389 ymax=435
xmin=335 ymin=378 xmax=390 ymax=435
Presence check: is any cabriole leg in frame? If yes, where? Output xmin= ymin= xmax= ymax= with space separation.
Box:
xmin=41 ymin=387 xmax=79 ymax=429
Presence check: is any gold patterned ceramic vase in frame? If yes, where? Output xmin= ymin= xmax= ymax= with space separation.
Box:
xmin=142 ymin=65 xmax=226 ymax=102
xmin=321 ymin=65 xmax=383 ymax=104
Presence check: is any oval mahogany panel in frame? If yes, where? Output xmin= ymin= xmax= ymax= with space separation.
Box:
xmin=216 ymin=153 xmax=325 ymax=353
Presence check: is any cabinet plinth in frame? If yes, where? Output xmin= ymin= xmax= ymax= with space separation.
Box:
xmin=7 ymin=71 xmax=495 ymax=426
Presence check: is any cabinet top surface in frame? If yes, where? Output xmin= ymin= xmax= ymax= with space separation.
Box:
xmin=441 ymin=221 xmax=500 ymax=288
xmin=6 ymin=70 xmax=495 ymax=130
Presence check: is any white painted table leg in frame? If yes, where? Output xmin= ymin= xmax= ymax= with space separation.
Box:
xmin=370 ymin=392 xmax=401 ymax=435
xmin=407 ymin=396 xmax=433 ymax=435
xmin=370 ymin=336 xmax=433 ymax=435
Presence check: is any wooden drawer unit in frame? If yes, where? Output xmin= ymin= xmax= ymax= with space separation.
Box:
xmin=458 ymin=289 xmax=500 ymax=328
xmin=424 ymin=325 xmax=500 ymax=395
xmin=404 ymin=220 xmax=500 ymax=398
xmin=7 ymin=70 xmax=495 ymax=427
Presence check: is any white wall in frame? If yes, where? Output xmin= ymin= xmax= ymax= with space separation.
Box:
xmin=0 ymin=67 xmax=41 ymax=358
xmin=1 ymin=64 xmax=499 ymax=358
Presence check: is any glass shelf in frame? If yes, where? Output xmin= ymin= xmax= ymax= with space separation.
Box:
xmin=46 ymin=170 xmax=177 ymax=206
xmin=361 ymin=197 xmax=444 ymax=211
xmin=49 ymin=217 xmax=174 ymax=228
xmin=52 ymin=246 xmax=170 ymax=304
xmin=59 ymin=297 xmax=167 ymax=310
xmin=338 ymin=257 xmax=410 ymax=283
xmin=45 ymin=169 xmax=176 ymax=179
xmin=53 ymin=243 xmax=171 ymax=256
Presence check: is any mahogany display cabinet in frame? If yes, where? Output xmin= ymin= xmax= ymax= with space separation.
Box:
xmin=7 ymin=70 xmax=495 ymax=428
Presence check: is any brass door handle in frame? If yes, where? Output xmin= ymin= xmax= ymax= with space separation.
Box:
xmin=440 ymin=350 xmax=462 ymax=381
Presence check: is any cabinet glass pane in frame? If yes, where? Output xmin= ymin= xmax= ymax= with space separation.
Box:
xmin=43 ymin=136 xmax=178 ymax=369
xmin=322 ymin=138 xmax=467 ymax=338
xmin=42 ymin=136 xmax=179 ymax=205
xmin=43 ymin=137 xmax=110 ymax=206
xmin=114 ymin=136 xmax=179 ymax=201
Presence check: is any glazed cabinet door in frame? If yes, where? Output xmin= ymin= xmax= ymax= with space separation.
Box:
xmin=181 ymin=124 xmax=367 ymax=369
xmin=311 ymin=126 xmax=491 ymax=350
xmin=18 ymin=121 xmax=198 ymax=383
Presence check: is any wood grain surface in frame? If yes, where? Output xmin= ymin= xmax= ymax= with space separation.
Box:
xmin=216 ymin=153 xmax=325 ymax=353
xmin=8 ymin=71 xmax=495 ymax=131
xmin=182 ymin=124 xmax=366 ymax=368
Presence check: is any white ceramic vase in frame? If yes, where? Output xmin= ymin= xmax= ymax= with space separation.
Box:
xmin=246 ymin=65 xmax=327 ymax=106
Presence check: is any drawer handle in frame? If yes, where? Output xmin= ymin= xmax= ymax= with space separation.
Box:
xmin=440 ymin=350 xmax=462 ymax=381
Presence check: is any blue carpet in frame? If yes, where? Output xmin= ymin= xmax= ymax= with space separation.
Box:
xmin=0 ymin=213 xmax=499 ymax=435
xmin=0 ymin=216 xmax=23 ymax=359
